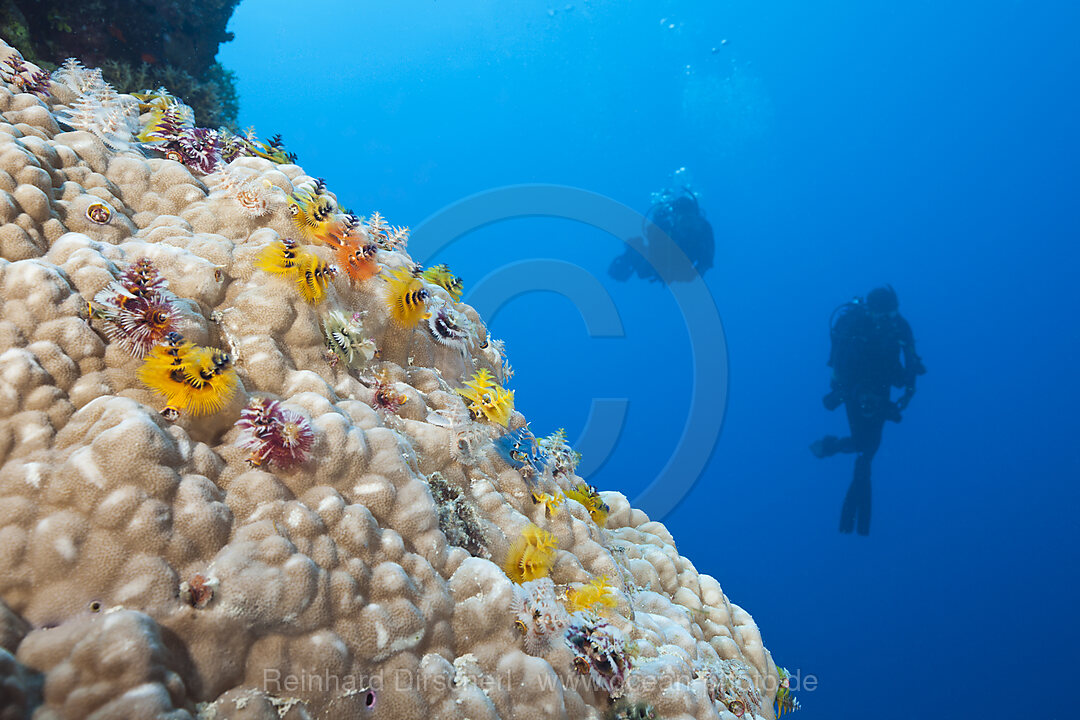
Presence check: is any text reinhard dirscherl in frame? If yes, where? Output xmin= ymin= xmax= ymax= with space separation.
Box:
xmin=262 ymin=666 xmax=818 ymax=696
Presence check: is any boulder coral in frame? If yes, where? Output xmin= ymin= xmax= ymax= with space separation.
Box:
xmin=0 ymin=38 xmax=789 ymax=720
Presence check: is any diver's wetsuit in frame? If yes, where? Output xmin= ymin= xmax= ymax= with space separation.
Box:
xmin=816 ymin=298 xmax=923 ymax=535
xmin=608 ymin=190 xmax=714 ymax=283
xmin=655 ymin=195 xmax=714 ymax=279
xmin=836 ymin=385 xmax=888 ymax=535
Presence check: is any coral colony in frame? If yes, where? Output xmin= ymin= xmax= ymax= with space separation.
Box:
xmin=0 ymin=39 xmax=799 ymax=720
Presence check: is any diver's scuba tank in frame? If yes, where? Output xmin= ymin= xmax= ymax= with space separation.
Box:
xmin=829 ymin=296 xmax=864 ymax=344
xmin=642 ymin=186 xmax=701 ymax=237
xmin=825 ymin=296 xmax=868 ymax=406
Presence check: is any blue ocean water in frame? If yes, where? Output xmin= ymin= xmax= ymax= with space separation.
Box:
xmin=221 ymin=2 xmax=1079 ymax=717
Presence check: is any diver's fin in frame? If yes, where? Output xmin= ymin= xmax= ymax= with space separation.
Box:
xmin=810 ymin=435 xmax=841 ymax=459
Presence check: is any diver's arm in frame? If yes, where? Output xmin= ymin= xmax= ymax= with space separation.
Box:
xmin=896 ymin=316 xmax=925 ymax=409
xmin=694 ymin=221 xmax=715 ymax=273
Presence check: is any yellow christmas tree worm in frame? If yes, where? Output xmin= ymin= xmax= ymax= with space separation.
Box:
xmin=457 ymin=368 xmax=514 ymax=427
xmin=138 ymin=333 xmax=238 ymax=418
xmin=504 ymin=524 xmax=558 ymax=584
xmin=383 ymin=266 xmax=431 ymax=328
xmin=421 ymin=264 xmax=463 ymax=301
xmin=566 ymin=576 xmax=618 ymax=615
xmin=565 ymin=483 xmax=610 ymax=527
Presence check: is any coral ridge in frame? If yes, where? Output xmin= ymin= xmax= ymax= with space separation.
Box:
xmin=0 ymin=39 xmax=786 ymax=720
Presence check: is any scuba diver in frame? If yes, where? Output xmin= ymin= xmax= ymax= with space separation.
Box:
xmin=609 ymin=183 xmax=714 ymax=283
xmin=810 ymin=285 xmax=926 ymax=535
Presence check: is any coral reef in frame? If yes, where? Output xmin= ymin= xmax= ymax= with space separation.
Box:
xmin=511 ymin=577 xmax=569 ymax=656
xmin=0 ymin=39 xmax=791 ymax=720
xmin=427 ymin=470 xmax=488 ymax=559
xmin=565 ymin=613 xmax=633 ymax=698
xmin=1 ymin=0 xmax=241 ymax=126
